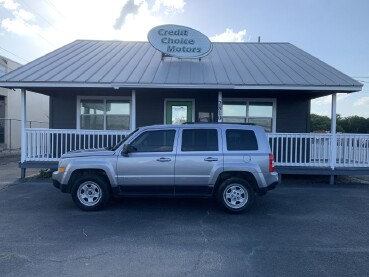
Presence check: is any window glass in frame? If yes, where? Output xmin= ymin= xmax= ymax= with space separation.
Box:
xmin=80 ymin=99 xmax=130 ymax=130
xmin=106 ymin=101 xmax=130 ymax=130
xmin=223 ymin=103 xmax=246 ymax=117
xmin=80 ymin=100 xmax=104 ymax=129
xmin=172 ymin=105 xmax=187 ymax=124
xmin=131 ymin=130 xmax=175 ymax=152
xmin=181 ymin=129 xmax=218 ymax=151
xmin=226 ymin=129 xmax=258 ymax=151
xmin=222 ymin=101 xmax=274 ymax=132
xmin=249 ymin=102 xmax=273 ymax=132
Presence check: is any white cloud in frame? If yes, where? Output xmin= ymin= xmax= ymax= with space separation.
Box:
xmin=1 ymin=17 xmax=39 ymax=36
xmin=0 ymin=0 xmax=19 ymax=10
xmin=152 ymin=0 xmax=186 ymax=14
xmin=0 ymin=0 xmax=38 ymax=36
xmin=210 ymin=28 xmax=247 ymax=42
xmin=354 ymin=97 xmax=369 ymax=107
xmin=15 ymin=9 xmax=35 ymax=21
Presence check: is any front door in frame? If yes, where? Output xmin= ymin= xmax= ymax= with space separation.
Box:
xmin=166 ymin=101 xmax=193 ymax=124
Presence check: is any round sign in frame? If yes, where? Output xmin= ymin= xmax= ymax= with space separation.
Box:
xmin=147 ymin=24 xmax=213 ymax=59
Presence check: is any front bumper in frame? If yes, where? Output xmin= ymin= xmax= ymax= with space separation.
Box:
xmin=52 ymin=171 xmax=70 ymax=193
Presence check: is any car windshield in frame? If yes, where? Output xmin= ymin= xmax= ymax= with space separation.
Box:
xmin=108 ymin=128 xmax=140 ymax=151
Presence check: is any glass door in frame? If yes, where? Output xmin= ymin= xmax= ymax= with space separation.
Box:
xmin=166 ymin=101 xmax=193 ymax=124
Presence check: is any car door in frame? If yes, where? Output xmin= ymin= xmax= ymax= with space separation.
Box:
xmin=175 ymin=128 xmax=223 ymax=196
xmin=116 ymin=128 xmax=177 ymax=196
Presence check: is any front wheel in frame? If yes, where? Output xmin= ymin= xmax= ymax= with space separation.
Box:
xmin=71 ymin=175 xmax=111 ymax=211
xmin=217 ymin=177 xmax=254 ymax=213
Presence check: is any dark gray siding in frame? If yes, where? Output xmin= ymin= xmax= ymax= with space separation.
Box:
xmin=136 ymin=89 xmax=218 ymax=127
xmin=276 ymin=95 xmax=310 ymax=133
xmin=49 ymin=88 xmax=311 ymax=133
xmin=50 ymin=93 xmax=76 ymax=129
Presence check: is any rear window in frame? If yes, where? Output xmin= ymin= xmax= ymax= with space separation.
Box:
xmin=226 ymin=129 xmax=258 ymax=151
xmin=181 ymin=129 xmax=218 ymax=151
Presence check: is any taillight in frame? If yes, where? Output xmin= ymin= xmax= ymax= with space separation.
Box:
xmin=269 ymin=154 xmax=275 ymax=172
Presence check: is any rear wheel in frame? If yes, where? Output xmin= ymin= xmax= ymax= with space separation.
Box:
xmin=71 ymin=174 xmax=110 ymax=211
xmin=217 ymin=177 xmax=254 ymax=213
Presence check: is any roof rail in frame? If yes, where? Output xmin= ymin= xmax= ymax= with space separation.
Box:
xmin=182 ymin=122 xmax=256 ymax=125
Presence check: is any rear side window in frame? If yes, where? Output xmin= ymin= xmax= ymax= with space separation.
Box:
xmin=181 ymin=129 xmax=218 ymax=151
xmin=226 ymin=129 xmax=258 ymax=151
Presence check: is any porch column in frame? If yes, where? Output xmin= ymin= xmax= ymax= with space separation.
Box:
xmin=20 ymin=89 xmax=27 ymax=179
xmin=131 ymin=90 xmax=136 ymax=130
xmin=21 ymin=89 xmax=27 ymax=163
xmin=218 ymin=91 xmax=223 ymax=122
xmin=330 ymin=93 xmax=337 ymax=182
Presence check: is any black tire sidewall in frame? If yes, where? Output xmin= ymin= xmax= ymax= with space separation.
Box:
xmin=217 ymin=177 xmax=254 ymax=213
xmin=71 ymin=175 xmax=110 ymax=211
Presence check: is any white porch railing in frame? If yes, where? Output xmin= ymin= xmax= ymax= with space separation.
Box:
xmin=268 ymin=133 xmax=369 ymax=168
xmin=24 ymin=128 xmax=130 ymax=161
xmin=22 ymin=129 xmax=369 ymax=168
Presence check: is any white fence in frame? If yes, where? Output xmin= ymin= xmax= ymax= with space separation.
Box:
xmin=268 ymin=133 xmax=369 ymax=168
xmin=23 ymin=129 xmax=369 ymax=168
xmin=24 ymin=128 xmax=130 ymax=161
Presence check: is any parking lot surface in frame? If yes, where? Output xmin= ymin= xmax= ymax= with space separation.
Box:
xmin=1 ymin=177 xmax=369 ymax=276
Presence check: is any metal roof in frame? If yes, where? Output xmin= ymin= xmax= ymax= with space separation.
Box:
xmin=0 ymin=40 xmax=363 ymax=92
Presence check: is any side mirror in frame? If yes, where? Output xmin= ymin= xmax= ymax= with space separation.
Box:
xmin=122 ymin=143 xmax=134 ymax=156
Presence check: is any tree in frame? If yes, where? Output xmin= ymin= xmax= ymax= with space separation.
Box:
xmin=311 ymin=114 xmax=331 ymax=132
xmin=338 ymin=116 xmax=369 ymax=133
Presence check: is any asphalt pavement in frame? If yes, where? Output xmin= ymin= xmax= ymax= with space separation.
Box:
xmin=1 ymin=156 xmax=369 ymax=276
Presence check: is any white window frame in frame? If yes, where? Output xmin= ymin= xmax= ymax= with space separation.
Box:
xmin=223 ymin=98 xmax=277 ymax=133
xmin=77 ymin=96 xmax=131 ymax=130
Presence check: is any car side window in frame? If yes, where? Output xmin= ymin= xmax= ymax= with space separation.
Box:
xmin=131 ymin=130 xmax=176 ymax=152
xmin=226 ymin=129 xmax=258 ymax=150
xmin=181 ymin=129 xmax=218 ymax=151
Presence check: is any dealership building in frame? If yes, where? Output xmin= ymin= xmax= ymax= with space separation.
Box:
xmin=0 ymin=25 xmax=366 ymax=181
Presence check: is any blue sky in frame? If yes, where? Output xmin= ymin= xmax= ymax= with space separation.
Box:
xmin=1 ymin=0 xmax=368 ymax=117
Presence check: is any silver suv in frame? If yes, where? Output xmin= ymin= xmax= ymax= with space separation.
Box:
xmin=53 ymin=124 xmax=278 ymax=213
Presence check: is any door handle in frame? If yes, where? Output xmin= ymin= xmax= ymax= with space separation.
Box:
xmin=204 ymin=157 xmax=218 ymax=162
xmin=156 ymin=157 xmax=171 ymax=162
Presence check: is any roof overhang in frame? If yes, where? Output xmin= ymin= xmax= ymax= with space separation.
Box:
xmin=0 ymin=81 xmax=363 ymax=93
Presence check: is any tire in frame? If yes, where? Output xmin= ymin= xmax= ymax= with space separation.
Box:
xmin=217 ymin=177 xmax=254 ymax=213
xmin=71 ymin=174 xmax=111 ymax=211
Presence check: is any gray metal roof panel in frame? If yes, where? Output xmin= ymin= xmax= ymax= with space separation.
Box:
xmin=0 ymin=40 xmax=362 ymax=91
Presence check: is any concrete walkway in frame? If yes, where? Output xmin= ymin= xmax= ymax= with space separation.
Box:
xmin=0 ymin=154 xmax=40 ymax=191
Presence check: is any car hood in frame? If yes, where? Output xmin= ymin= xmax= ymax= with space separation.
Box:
xmin=61 ymin=148 xmax=116 ymax=159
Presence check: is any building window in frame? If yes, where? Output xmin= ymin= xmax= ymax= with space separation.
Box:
xmin=79 ymin=98 xmax=130 ymax=130
xmin=223 ymin=100 xmax=275 ymax=132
